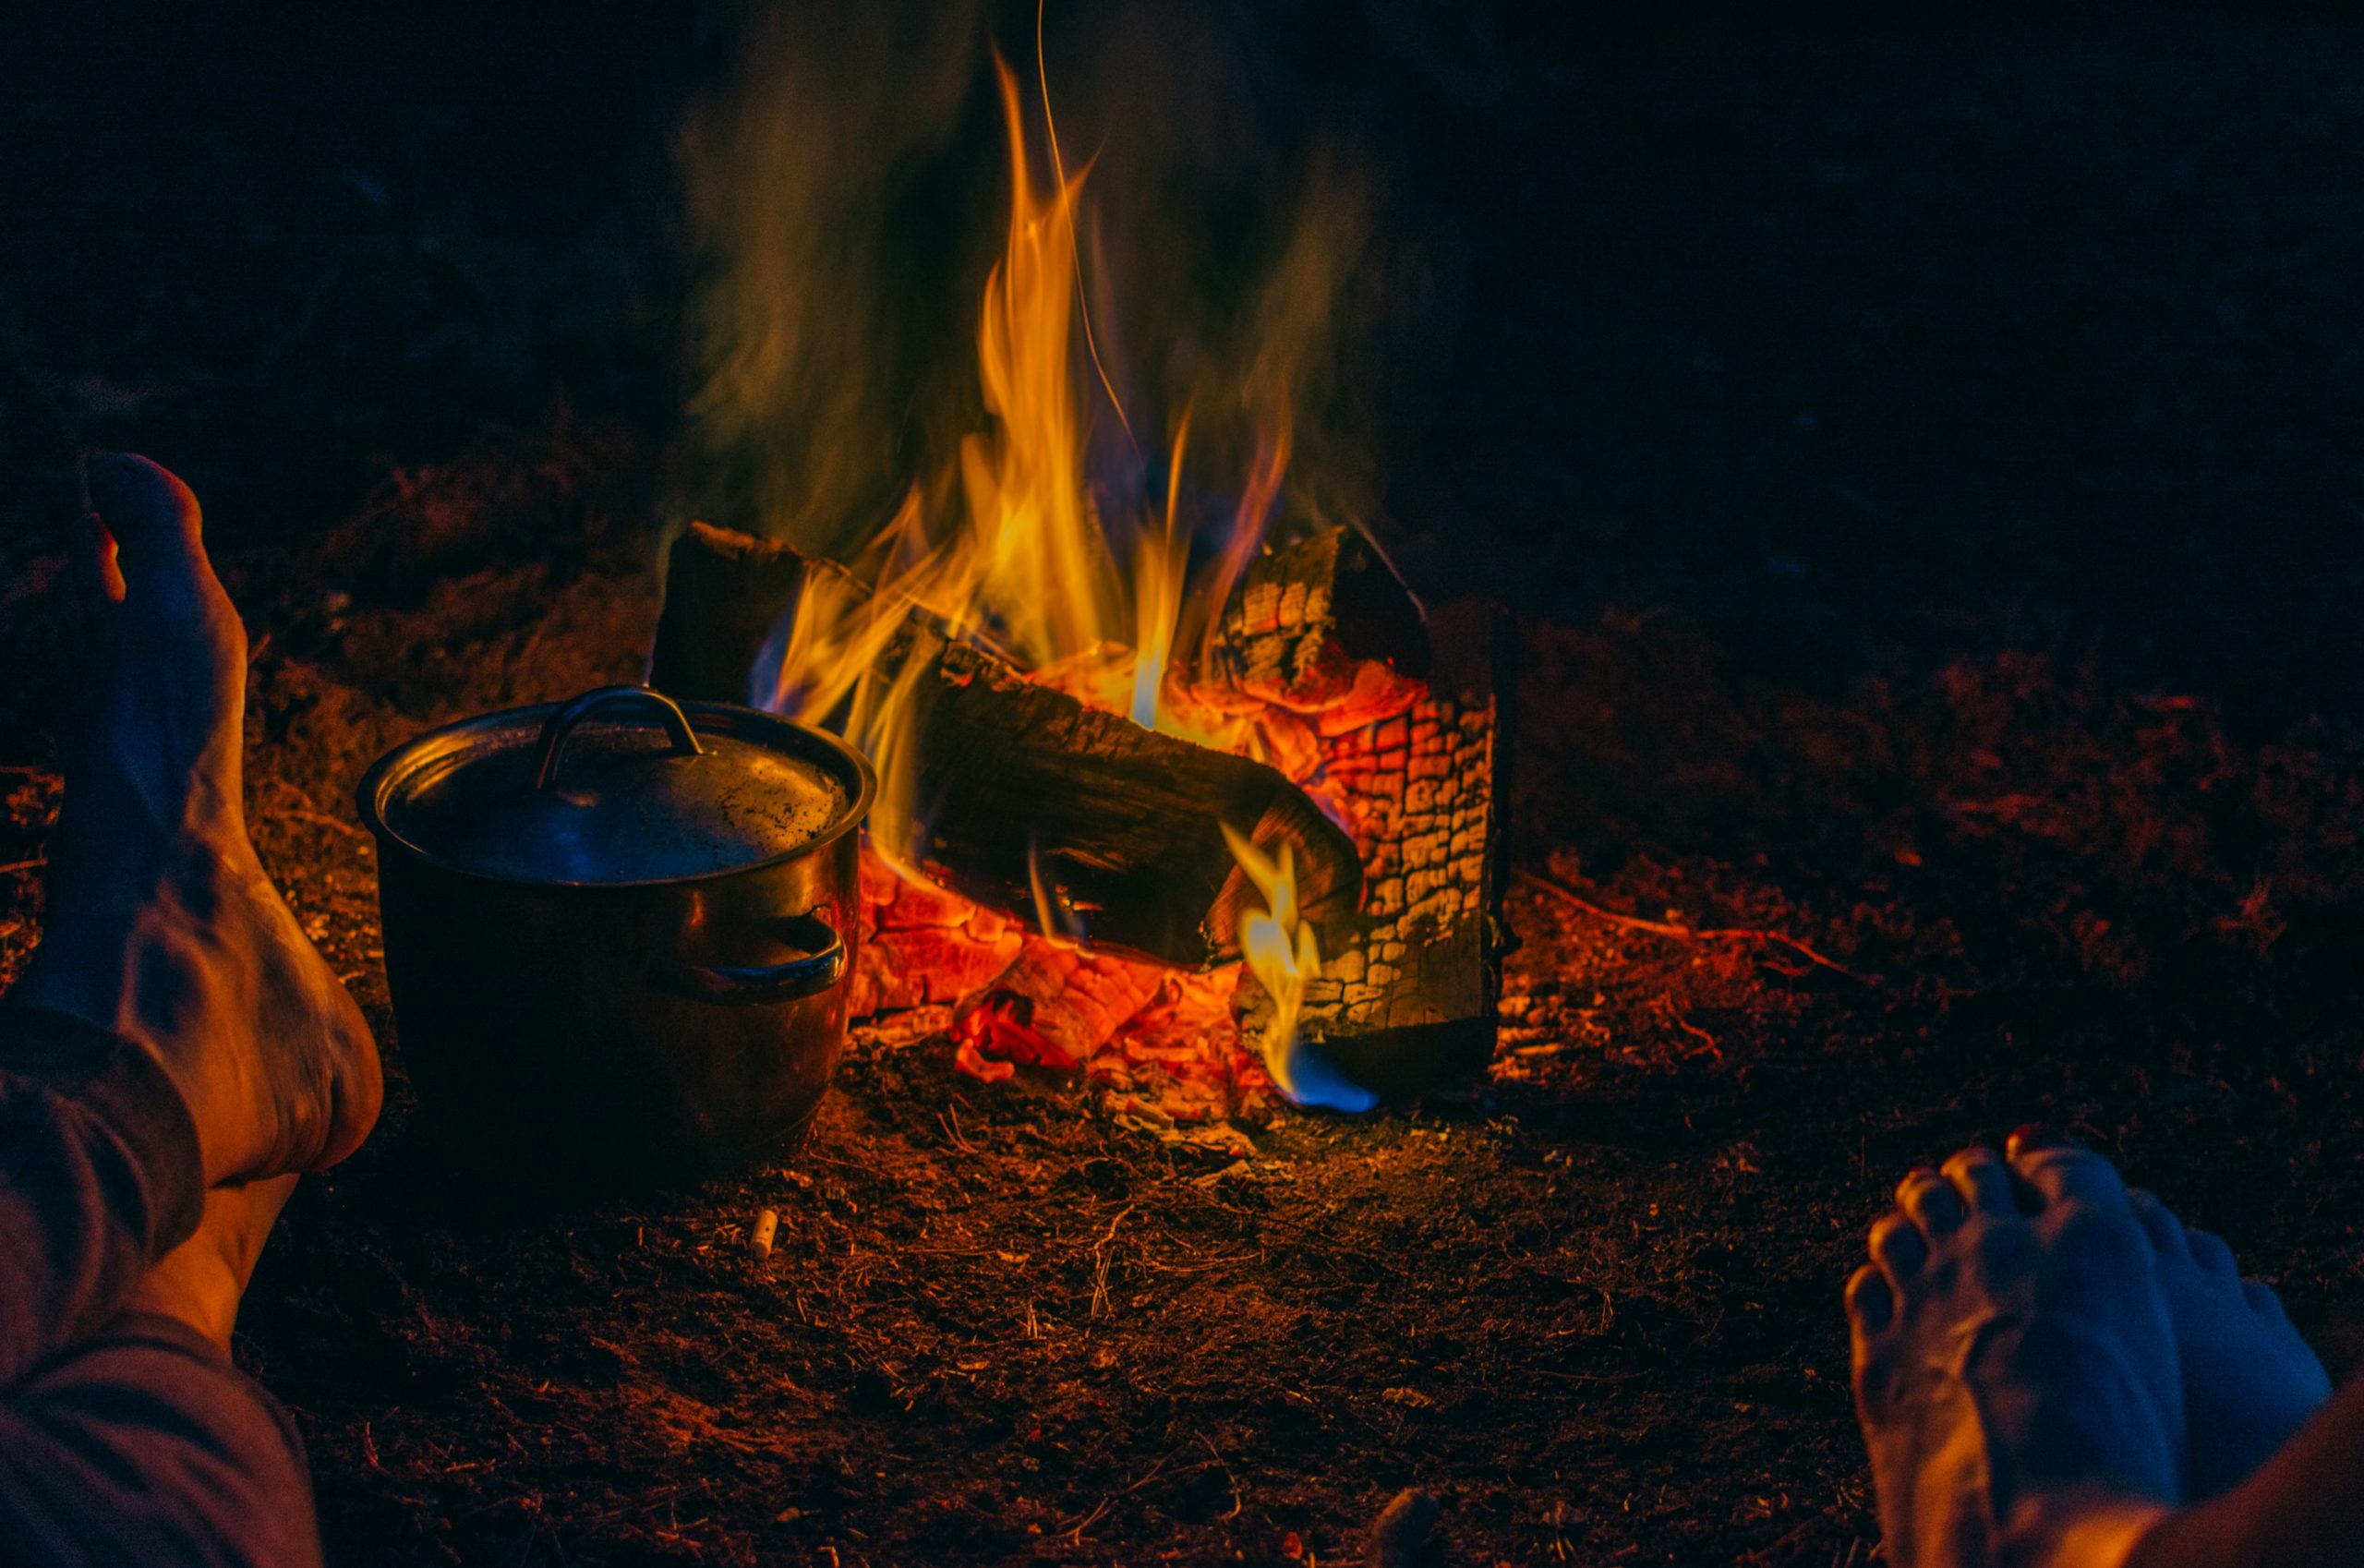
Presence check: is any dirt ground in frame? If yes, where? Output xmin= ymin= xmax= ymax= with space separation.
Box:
xmin=6 ymin=506 xmax=2362 ymax=1566
xmin=7 ymin=6 xmax=2364 ymax=1565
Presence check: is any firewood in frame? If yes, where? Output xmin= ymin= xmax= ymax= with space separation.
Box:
xmin=915 ymin=635 xmax=1360 ymax=966
xmin=647 ymin=522 xmax=820 ymax=705
xmin=1234 ymin=594 xmax=1514 ymax=1092
xmin=648 ymin=523 xmax=1364 ymax=968
xmin=1215 ymin=525 xmax=1430 ymax=718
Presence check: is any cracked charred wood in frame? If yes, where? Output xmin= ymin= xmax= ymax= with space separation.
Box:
xmin=1234 ymin=594 xmax=1514 ymax=1095
xmin=1216 ymin=524 xmax=1431 ymax=714
xmin=647 ymin=522 xmax=839 ymax=705
xmin=646 ymin=522 xmax=1363 ymax=969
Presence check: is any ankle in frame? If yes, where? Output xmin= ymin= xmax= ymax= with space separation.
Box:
xmin=127 ymin=1254 xmax=239 ymax=1356
xmin=2006 ymin=1490 xmax=2175 ymax=1568
xmin=15 ymin=899 xmax=251 ymax=1186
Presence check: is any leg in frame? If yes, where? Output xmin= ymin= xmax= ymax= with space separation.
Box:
xmin=2127 ymin=1381 xmax=2364 ymax=1568
xmin=0 ymin=1179 xmax=323 ymax=1568
xmin=0 ymin=454 xmax=380 ymax=1379
xmin=0 ymin=454 xmax=380 ymax=1560
xmin=0 ymin=1009 xmax=206 ymax=1385
xmin=11 ymin=453 xmax=380 ymax=1189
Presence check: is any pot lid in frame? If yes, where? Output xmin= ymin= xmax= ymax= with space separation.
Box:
xmin=359 ymin=687 xmax=870 ymax=886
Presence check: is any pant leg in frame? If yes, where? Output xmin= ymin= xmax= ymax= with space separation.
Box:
xmin=0 ymin=1005 xmax=313 ymax=1564
xmin=0 ymin=1004 xmax=205 ymax=1385
xmin=0 ymin=1311 xmax=324 ymax=1568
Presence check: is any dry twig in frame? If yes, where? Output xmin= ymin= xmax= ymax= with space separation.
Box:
xmin=1515 ymin=869 xmax=1871 ymax=984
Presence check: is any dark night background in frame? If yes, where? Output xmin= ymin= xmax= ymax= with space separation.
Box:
xmin=6 ymin=4 xmax=2364 ymax=1564
xmin=10 ymin=1 xmax=2363 ymax=730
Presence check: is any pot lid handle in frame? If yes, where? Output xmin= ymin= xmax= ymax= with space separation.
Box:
xmin=532 ymin=685 xmax=705 ymax=791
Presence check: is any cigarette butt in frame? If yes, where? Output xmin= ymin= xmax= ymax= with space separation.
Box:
xmin=751 ymin=1207 xmax=780 ymax=1260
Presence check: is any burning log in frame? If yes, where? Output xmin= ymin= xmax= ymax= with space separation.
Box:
xmin=649 ymin=523 xmax=1363 ymax=969
xmin=649 ymin=521 xmax=818 ymax=706
xmin=1223 ymin=549 xmax=1514 ymax=1095
xmin=1217 ymin=523 xmax=1431 ymax=720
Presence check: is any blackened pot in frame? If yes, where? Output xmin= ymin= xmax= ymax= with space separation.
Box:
xmin=356 ymin=686 xmax=874 ymax=1187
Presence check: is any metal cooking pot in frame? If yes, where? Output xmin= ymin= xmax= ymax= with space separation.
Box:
xmin=356 ymin=685 xmax=875 ymax=1185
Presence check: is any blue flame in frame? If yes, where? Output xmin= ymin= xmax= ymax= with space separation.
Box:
xmin=1276 ymin=1034 xmax=1380 ymax=1115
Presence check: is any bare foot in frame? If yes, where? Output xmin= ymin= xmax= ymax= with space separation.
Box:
xmin=1848 ymin=1137 xmax=2183 ymax=1568
xmin=2117 ymin=1181 xmax=2331 ymax=1499
xmin=15 ymin=454 xmax=380 ymax=1186
xmin=127 ymin=1173 xmax=298 ymax=1354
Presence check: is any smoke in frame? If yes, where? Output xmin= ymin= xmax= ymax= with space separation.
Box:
xmin=678 ymin=2 xmax=983 ymax=558
xmin=677 ymin=0 xmax=1408 ymax=561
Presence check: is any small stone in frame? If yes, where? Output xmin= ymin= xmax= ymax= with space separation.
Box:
xmin=1369 ymin=1488 xmax=1440 ymax=1568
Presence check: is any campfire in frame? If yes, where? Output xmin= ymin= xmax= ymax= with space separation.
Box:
xmin=649 ymin=59 xmax=1511 ymax=1130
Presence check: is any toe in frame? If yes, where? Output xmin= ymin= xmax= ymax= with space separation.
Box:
xmin=2188 ymin=1228 xmax=2239 ymax=1276
xmin=1869 ymin=1211 xmax=1928 ymax=1287
xmin=70 ymin=511 xmax=127 ymax=614
xmin=65 ymin=512 xmax=128 ymax=693
xmin=1941 ymin=1145 xmax=2017 ymax=1216
xmin=2006 ymin=1131 xmax=2130 ymax=1211
xmin=2241 ymin=1278 xmax=2292 ymax=1321
xmin=1847 ymin=1263 xmax=1894 ymax=1333
xmin=2126 ymin=1188 xmax=2189 ymax=1260
xmin=87 ymin=453 xmax=231 ymax=637
xmin=1898 ymin=1167 xmax=1966 ymax=1236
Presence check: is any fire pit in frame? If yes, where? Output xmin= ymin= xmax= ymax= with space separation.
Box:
xmin=650 ymin=517 xmax=1509 ymax=1125
xmin=645 ymin=59 xmax=1513 ymax=1134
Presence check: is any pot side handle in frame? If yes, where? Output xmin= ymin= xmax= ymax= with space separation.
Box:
xmin=651 ymin=912 xmax=846 ymax=1006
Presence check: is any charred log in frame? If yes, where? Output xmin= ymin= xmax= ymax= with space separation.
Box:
xmin=915 ymin=636 xmax=1362 ymax=966
xmin=647 ymin=522 xmax=1363 ymax=969
xmin=1236 ymin=595 xmax=1514 ymax=1093
xmin=1218 ymin=525 xmax=1430 ymax=716
xmin=848 ymin=852 xmax=1026 ymax=1018
xmin=955 ymin=938 xmax=1165 ymax=1070
xmin=648 ymin=522 xmax=838 ymax=706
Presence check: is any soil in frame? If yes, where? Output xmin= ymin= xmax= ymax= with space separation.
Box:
xmin=6 ymin=6 xmax=2364 ymax=1565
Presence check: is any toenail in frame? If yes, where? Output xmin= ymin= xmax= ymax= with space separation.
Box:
xmin=2007 ymin=1122 xmax=2072 ymax=1157
xmin=1942 ymin=1148 xmax=2016 ymax=1212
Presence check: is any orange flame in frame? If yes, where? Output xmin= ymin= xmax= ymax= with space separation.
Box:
xmin=749 ymin=51 xmax=1288 ymax=780
xmin=959 ymin=56 xmax=1117 ymax=673
xmin=1223 ymin=824 xmax=1380 ymax=1114
xmin=1220 ymin=824 xmax=1320 ymax=1096
xmin=742 ymin=49 xmax=1326 ymax=921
